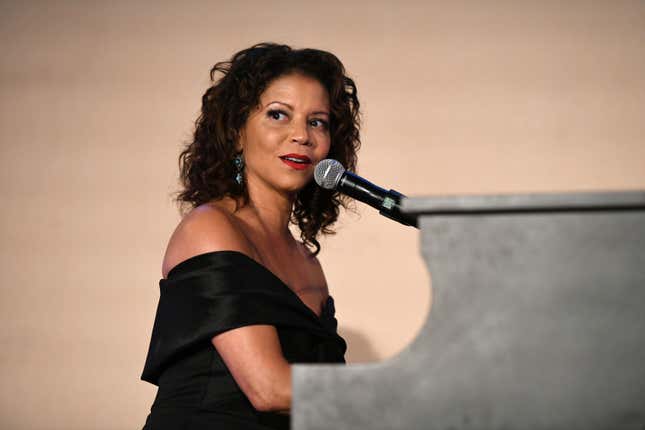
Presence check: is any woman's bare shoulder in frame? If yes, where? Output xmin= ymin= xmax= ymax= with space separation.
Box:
xmin=161 ymin=199 xmax=255 ymax=278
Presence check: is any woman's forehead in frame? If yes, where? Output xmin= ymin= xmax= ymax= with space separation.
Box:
xmin=260 ymin=74 xmax=330 ymax=106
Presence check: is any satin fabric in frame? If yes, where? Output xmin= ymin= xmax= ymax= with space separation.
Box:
xmin=140 ymin=250 xmax=347 ymax=429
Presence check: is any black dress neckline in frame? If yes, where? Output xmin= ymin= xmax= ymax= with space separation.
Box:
xmin=164 ymin=249 xmax=334 ymax=322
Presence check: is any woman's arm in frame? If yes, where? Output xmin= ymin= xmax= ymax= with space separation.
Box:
xmin=212 ymin=325 xmax=292 ymax=412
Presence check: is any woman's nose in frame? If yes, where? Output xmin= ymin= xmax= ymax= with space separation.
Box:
xmin=290 ymin=120 xmax=311 ymax=145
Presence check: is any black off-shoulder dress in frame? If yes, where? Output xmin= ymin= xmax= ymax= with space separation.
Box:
xmin=140 ymin=250 xmax=347 ymax=430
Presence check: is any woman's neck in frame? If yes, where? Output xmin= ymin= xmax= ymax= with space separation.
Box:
xmin=242 ymin=179 xmax=297 ymax=243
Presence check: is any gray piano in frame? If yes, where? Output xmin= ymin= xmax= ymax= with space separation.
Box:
xmin=293 ymin=190 xmax=645 ymax=430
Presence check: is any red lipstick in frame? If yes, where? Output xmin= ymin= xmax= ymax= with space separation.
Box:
xmin=279 ymin=153 xmax=312 ymax=171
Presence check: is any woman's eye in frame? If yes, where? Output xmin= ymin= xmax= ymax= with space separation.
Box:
xmin=267 ymin=110 xmax=287 ymax=121
xmin=310 ymin=119 xmax=329 ymax=129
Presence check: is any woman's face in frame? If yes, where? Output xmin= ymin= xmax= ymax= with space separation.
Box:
xmin=237 ymin=73 xmax=331 ymax=196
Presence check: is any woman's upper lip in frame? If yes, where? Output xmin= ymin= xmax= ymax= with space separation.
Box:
xmin=279 ymin=153 xmax=312 ymax=163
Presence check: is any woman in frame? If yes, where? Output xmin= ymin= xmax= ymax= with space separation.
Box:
xmin=140 ymin=42 xmax=361 ymax=429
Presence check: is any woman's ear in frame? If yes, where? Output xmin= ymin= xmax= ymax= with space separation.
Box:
xmin=233 ymin=129 xmax=244 ymax=153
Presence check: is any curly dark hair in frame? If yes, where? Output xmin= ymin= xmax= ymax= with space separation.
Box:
xmin=174 ymin=42 xmax=361 ymax=256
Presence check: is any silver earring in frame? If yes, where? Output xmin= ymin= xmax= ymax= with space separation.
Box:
xmin=233 ymin=153 xmax=244 ymax=185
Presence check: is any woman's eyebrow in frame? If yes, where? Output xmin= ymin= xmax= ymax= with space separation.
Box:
xmin=266 ymin=100 xmax=329 ymax=116
xmin=267 ymin=101 xmax=293 ymax=109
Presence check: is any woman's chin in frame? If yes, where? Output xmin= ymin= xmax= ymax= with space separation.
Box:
xmin=279 ymin=177 xmax=314 ymax=194
xmin=248 ymin=174 xmax=314 ymax=197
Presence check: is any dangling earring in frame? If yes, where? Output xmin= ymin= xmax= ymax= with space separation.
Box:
xmin=233 ymin=152 xmax=244 ymax=185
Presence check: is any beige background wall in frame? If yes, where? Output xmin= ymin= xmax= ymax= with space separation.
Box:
xmin=1 ymin=0 xmax=643 ymax=428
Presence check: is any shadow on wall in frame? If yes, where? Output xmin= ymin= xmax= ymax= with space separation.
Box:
xmin=340 ymin=326 xmax=382 ymax=363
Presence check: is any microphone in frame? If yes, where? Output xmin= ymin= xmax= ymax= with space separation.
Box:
xmin=314 ymin=159 xmax=418 ymax=228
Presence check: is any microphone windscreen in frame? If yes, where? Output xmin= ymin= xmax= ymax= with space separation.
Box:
xmin=314 ymin=159 xmax=345 ymax=190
